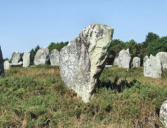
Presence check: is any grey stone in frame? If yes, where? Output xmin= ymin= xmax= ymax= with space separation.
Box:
xmin=113 ymin=57 xmax=119 ymax=66
xmin=160 ymin=100 xmax=167 ymax=128
xmin=0 ymin=46 xmax=4 ymax=76
xmin=11 ymin=61 xmax=23 ymax=67
xmin=117 ymin=49 xmax=131 ymax=69
xmin=105 ymin=65 xmax=112 ymax=68
xmin=144 ymin=55 xmax=162 ymax=78
xmin=59 ymin=24 xmax=114 ymax=103
xmin=49 ymin=49 xmax=60 ymax=66
xmin=23 ymin=52 xmax=30 ymax=67
xmin=11 ymin=52 xmax=21 ymax=65
xmin=143 ymin=56 xmax=149 ymax=66
xmin=132 ymin=57 xmax=140 ymax=68
xmin=34 ymin=48 xmax=49 ymax=65
xmin=4 ymin=60 xmax=10 ymax=70
xmin=156 ymin=52 xmax=167 ymax=70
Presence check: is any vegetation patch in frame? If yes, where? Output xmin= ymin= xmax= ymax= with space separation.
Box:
xmin=0 ymin=66 xmax=167 ymax=127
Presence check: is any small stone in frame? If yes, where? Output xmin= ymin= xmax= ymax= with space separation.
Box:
xmin=11 ymin=61 xmax=23 ymax=67
xmin=156 ymin=52 xmax=167 ymax=70
xmin=49 ymin=49 xmax=60 ymax=66
xmin=113 ymin=57 xmax=119 ymax=66
xmin=105 ymin=65 xmax=112 ymax=68
xmin=132 ymin=57 xmax=141 ymax=68
xmin=143 ymin=56 xmax=149 ymax=66
xmin=23 ymin=52 xmax=30 ymax=67
xmin=34 ymin=48 xmax=49 ymax=65
xmin=117 ymin=49 xmax=131 ymax=69
xmin=160 ymin=100 xmax=167 ymax=128
xmin=144 ymin=55 xmax=162 ymax=78
xmin=11 ymin=52 xmax=21 ymax=65
xmin=4 ymin=60 xmax=10 ymax=70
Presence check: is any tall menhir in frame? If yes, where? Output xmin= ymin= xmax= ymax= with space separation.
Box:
xmin=59 ymin=24 xmax=114 ymax=103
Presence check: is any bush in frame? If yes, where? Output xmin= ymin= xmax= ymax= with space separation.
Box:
xmin=48 ymin=42 xmax=68 ymax=52
xmin=144 ymin=32 xmax=159 ymax=47
xmin=146 ymin=36 xmax=167 ymax=56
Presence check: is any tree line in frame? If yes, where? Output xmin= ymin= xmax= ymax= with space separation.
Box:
xmin=30 ymin=33 xmax=167 ymax=65
xmin=7 ymin=32 xmax=166 ymax=65
xmin=106 ymin=32 xmax=167 ymax=64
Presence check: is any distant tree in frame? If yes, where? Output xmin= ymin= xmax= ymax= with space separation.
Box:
xmin=125 ymin=39 xmax=141 ymax=57
xmin=48 ymin=41 xmax=68 ymax=52
xmin=144 ymin=32 xmax=159 ymax=47
xmin=30 ymin=45 xmax=40 ymax=65
xmin=146 ymin=36 xmax=167 ymax=56
xmin=20 ymin=53 xmax=24 ymax=62
xmin=3 ymin=58 xmax=9 ymax=61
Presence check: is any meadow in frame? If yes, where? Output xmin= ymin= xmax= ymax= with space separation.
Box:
xmin=0 ymin=66 xmax=167 ymax=128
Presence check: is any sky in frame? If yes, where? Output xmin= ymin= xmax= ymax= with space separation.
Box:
xmin=0 ymin=0 xmax=167 ymax=58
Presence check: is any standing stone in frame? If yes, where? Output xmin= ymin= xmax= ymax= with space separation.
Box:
xmin=23 ymin=52 xmax=30 ymax=67
xmin=34 ymin=48 xmax=49 ymax=65
xmin=160 ymin=100 xmax=167 ymax=128
xmin=156 ymin=52 xmax=167 ymax=70
xmin=143 ymin=56 xmax=149 ymax=66
xmin=11 ymin=52 xmax=21 ymax=65
xmin=144 ymin=55 xmax=162 ymax=78
xmin=4 ymin=60 xmax=10 ymax=70
xmin=117 ymin=49 xmax=131 ymax=69
xmin=49 ymin=49 xmax=60 ymax=66
xmin=113 ymin=57 xmax=119 ymax=66
xmin=132 ymin=57 xmax=141 ymax=68
xmin=143 ymin=55 xmax=149 ymax=67
xmin=0 ymin=46 xmax=4 ymax=76
xmin=105 ymin=65 xmax=112 ymax=68
xmin=59 ymin=24 xmax=114 ymax=103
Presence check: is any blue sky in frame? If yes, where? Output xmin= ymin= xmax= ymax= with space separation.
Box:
xmin=0 ymin=0 xmax=167 ymax=58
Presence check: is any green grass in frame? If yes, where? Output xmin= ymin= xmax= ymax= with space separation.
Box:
xmin=0 ymin=66 xmax=167 ymax=128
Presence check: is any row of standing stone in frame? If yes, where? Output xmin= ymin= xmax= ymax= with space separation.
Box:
xmin=113 ymin=49 xmax=167 ymax=78
xmin=4 ymin=47 xmax=167 ymax=79
xmin=4 ymin=48 xmax=60 ymax=70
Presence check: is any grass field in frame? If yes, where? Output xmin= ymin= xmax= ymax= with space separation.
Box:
xmin=0 ymin=66 xmax=167 ymax=128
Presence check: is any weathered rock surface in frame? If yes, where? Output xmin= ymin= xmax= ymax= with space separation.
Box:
xmin=11 ymin=61 xmax=23 ymax=67
xmin=4 ymin=60 xmax=10 ymax=70
xmin=117 ymin=49 xmax=131 ymax=69
xmin=0 ymin=46 xmax=4 ymax=76
xmin=49 ymin=49 xmax=59 ymax=66
xmin=113 ymin=57 xmax=119 ymax=66
xmin=156 ymin=52 xmax=167 ymax=70
xmin=144 ymin=55 xmax=162 ymax=78
xmin=23 ymin=52 xmax=30 ymax=67
xmin=59 ymin=24 xmax=114 ymax=102
xmin=34 ymin=48 xmax=49 ymax=65
xmin=132 ymin=57 xmax=140 ymax=68
xmin=160 ymin=100 xmax=167 ymax=128
xmin=143 ymin=56 xmax=149 ymax=66
xmin=11 ymin=52 xmax=21 ymax=65
xmin=105 ymin=65 xmax=112 ymax=68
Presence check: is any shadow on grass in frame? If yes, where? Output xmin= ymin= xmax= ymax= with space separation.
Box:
xmin=99 ymin=76 xmax=139 ymax=93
